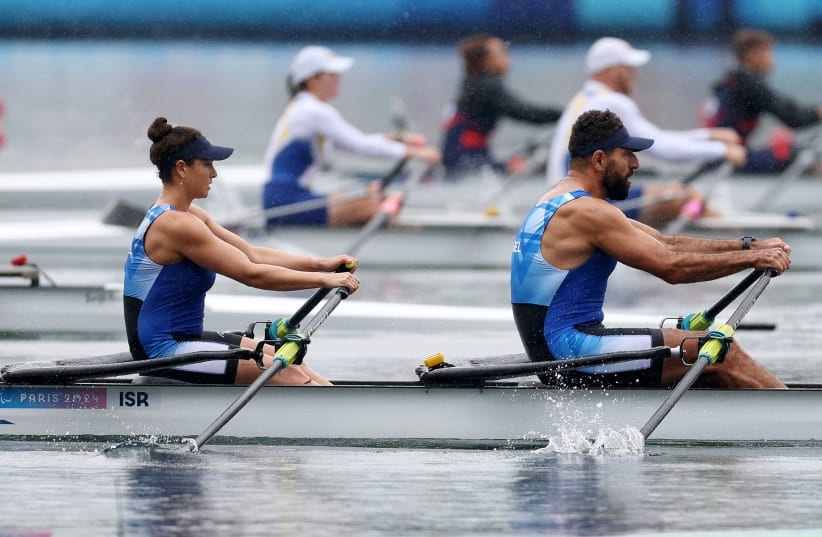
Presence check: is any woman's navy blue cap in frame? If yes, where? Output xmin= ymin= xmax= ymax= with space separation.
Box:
xmin=157 ymin=136 xmax=234 ymax=172
xmin=570 ymin=126 xmax=654 ymax=157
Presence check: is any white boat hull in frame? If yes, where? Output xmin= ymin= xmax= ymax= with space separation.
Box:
xmin=2 ymin=381 xmax=821 ymax=445
xmin=0 ymin=282 xmax=687 ymax=335
xmin=3 ymin=164 xmax=822 ymax=216
xmin=0 ymin=205 xmax=817 ymax=271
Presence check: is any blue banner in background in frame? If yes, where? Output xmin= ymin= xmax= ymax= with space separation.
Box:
xmin=0 ymin=0 xmax=820 ymax=40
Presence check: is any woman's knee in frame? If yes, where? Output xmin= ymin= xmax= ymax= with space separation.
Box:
xmin=270 ymin=367 xmax=314 ymax=385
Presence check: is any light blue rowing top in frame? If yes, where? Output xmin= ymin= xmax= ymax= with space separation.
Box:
xmin=123 ymin=204 xmax=216 ymax=358
xmin=510 ymin=190 xmax=617 ymax=340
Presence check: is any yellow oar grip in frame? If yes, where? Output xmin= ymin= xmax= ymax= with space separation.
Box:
xmin=697 ymin=324 xmax=734 ymax=364
xmin=273 ymin=341 xmax=302 ymax=369
xmin=269 ymin=317 xmax=291 ymax=339
xmin=681 ymin=309 xmax=714 ymax=331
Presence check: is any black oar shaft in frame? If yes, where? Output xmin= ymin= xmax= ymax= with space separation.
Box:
xmin=343 ymin=161 xmax=429 ymax=256
xmin=346 ymin=212 xmax=390 ymax=255
xmin=285 ymin=288 xmax=332 ymax=331
xmin=723 ymin=270 xmax=774 ymax=328
xmin=193 ymin=287 xmax=349 ymax=449
xmin=379 ymin=157 xmax=408 ymax=190
xmin=640 ymin=270 xmax=775 ymax=439
xmin=421 ymin=346 xmax=675 ymax=385
xmin=282 ymin=263 xmax=352 ymax=332
xmin=704 ymin=269 xmax=764 ymax=320
xmin=681 ymin=159 xmax=723 ymax=185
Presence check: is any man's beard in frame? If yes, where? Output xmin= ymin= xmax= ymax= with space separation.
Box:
xmin=603 ymin=163 xmax=631 ymax=200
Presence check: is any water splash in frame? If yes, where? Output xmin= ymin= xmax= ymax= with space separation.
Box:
xmin=101 ymin=435 xmax=162 ymax=457
xmin=538 ymin=425 xmax=645 ymax=456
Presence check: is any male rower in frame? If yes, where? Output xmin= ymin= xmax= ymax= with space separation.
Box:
xmin=702 ymin=28 xmax=822 ymax=174
xmin=547 ymin=37 xmax=747 ymax=227
xmin=513 ymin=109 xmax=790 ymax=389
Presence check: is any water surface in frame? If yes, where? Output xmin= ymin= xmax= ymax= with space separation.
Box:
xmin=3 ymin=39 xmax=822 ymax=537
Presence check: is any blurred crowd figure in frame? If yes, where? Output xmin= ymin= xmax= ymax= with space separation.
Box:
xmin=262 ymin=45 xmax=440 ymax=228
xmin=547 ymin=37 xmax=746 ymax=227
xmin=702 ymin=28 xmax=822 ymax=174
xmin=440 ymin=34 xmax=561 ymax=177
xmin=258 ymin=31 xmax=821 ymax=231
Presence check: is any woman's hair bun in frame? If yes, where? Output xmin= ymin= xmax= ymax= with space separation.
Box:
xmin=147 ymin=116 xmax=173 ymax=143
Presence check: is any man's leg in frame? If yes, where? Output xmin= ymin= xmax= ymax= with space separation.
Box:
xmin=661 ymin=328 xmax=785 ymax=388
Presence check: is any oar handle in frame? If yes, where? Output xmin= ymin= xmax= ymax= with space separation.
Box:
xmin=192 ymin=286 xmax=350 ymax=450
xmin=270 ymin=262 xmax=355 ymax=338
xmin=680 ymin=269 xmax=765 ymax=331
xmin=641 ymin=269 xmax=775 ymax=439
xmin=273 ymin=288 xmax=351 ymax=369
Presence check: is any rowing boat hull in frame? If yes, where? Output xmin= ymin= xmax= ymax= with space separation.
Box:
xmin=0 ymin=284 xmax=519 ymax=335
xmin=3 ymin=164 xmax=822 ymax=216
xmin=1 ymin=206 xmax=818 ymax=270
xmin=2 ymin=381 xmax=821 ymax=445
xmin=0 ymin=282 xmax=692 ymax=335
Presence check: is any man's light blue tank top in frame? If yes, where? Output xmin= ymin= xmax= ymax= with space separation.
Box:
xmin=510 ymin=190 xmax=617 ymax=339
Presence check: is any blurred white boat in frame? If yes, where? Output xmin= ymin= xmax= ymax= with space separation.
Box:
xmin=0 ymin=203 xmax=817 ymax=271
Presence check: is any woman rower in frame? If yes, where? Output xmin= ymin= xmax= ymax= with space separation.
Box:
xmin=124 ymin=117 xmax=360 ymax=386
xmin=262 ymin=45 xmax=441 ymax=227
xmin=441 ymin=34 xmax=562 ymax=177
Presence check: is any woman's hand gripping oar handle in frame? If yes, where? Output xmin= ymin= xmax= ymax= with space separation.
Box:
xmin=678 ymin=269 xmax=765 ymax=331
xmin=191 ymin=285 xmax=352 ymax=450
xmin=267 ymin=261 xmax=356 ymax=339
xmin=640 ymin=269 xmax=776 ymax=440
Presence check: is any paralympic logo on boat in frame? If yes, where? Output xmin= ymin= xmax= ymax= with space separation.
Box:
xmin=0 ymin=387 xmax=107 ymax=409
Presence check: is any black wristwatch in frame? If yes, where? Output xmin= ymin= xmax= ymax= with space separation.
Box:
xmin=741 ymin=236 xmax=756 ymax=250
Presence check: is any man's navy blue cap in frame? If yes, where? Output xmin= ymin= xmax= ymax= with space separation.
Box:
xmin=157 ymin=136 xmax=234 ymax=172
xmin=570 ymin=126 xmax=654 ymax=157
